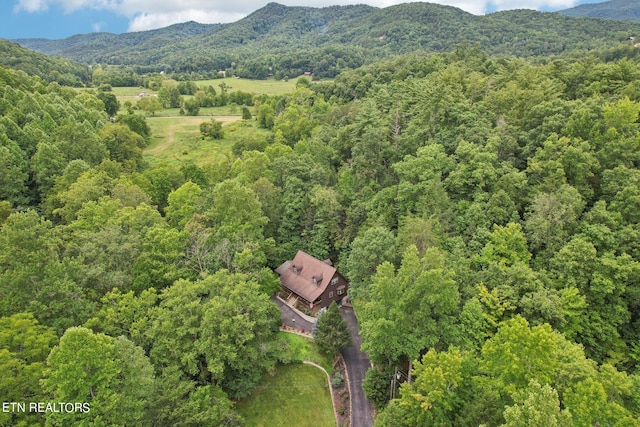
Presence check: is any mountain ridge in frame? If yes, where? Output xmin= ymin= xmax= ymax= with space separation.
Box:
xmin=0 ymin=39 xmax=90 ymax=85
xmin=558 ymin=0 xmax=640 ymax=22
xmin=8 ymin=2 xmax=640 ymax=79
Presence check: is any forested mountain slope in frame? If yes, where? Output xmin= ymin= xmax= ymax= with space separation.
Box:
xmin=12 ymin=21 xmax=215 ymax=71
xmin=0 ymin=39 xmax=90 ymax=86
xmin=559 ymin=0 xmax=640 ymax=22
xmin=12 ymin=2 xmax=640 ymax=78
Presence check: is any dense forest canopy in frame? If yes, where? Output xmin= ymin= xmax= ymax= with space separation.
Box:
xmin=2 ymin=15 xmax=640 ymax=425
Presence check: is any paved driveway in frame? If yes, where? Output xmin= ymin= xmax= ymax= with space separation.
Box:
xmin=341 ymin=306 xmax=374 ymax=427
xmin=270 ymin=295 xmax=314 ymax=332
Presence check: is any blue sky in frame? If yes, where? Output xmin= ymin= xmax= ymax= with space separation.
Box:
xmin=1 ymin=0 xmax=608 ymax=40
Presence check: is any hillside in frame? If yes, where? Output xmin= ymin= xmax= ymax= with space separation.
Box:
xmin=0 ymin=39 xmax=90 ymax=85
xmin=559 ymin=0 xmax=640 ymax=22
xmin=12 ymin=2 xmax=640 ymax=79
xmin=12 ymin=21 xmax=215 ymax=66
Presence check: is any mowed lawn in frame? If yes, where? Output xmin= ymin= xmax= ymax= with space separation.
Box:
xmin=236 ymin=364 xmax=335 ymax=427
xmin=277 ymin=332 xmax=333 ymax=374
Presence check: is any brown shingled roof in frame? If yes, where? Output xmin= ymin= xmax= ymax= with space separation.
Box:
xmin=276 ymin=251 xmax=337 ymax=303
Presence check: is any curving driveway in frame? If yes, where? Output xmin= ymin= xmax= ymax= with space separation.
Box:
xmin=341 ymin=306 xmax=374 ymax=427
xmin=271 ymin=297 xmax=374 ymax=426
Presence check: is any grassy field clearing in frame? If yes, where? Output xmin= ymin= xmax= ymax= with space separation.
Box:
xmin=125 ymin=76 xmax=297 ymax=165
xmin=144 ymin=115 xmax=239 ymax=154
xmin=112 ymin=75 xmax=300 ymax=103
xmin=147 ymin=105 xmax=251 ymax=117
xmin=197 ymin=76 xmax=299 ymax=95
xmin=143 ymin=115 xmax=271 ymax=166
xmin=144 ymin=116 xmax=232 ymax=165
xmin=111 ymin=86 xmax=149 ymax=102
xmin=236 ymin=364 xmax=335 ymax=427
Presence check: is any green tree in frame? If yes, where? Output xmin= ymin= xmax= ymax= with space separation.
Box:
xmin=168 ymin=87 xmax=183 ymax=108
xmin=201 ymin=179 xmax=268 ymax=270
xmin=137 ymin=95 xmax=163 ymax=116
xmin=100 ymin=123 xmax=145 ymax=169
xmin=524 ymin=184 xmax=585 ymax=263
xmin=200 ymin=119 xmax=224 ymax=139
xmin=596 ymin=97 xmax=640 ymax=170
xmin=480 ymin=316 xmax=560 ymax=395
xmin=30 ymin=141 xmax=67 ymax=197
xmin=147 ymin=270 xmax=280 ymax=398
xmin=564 ymin=377 xmax=634 ymax=427
xmin=158 ymin=87 xmax=171 ymax=108
xmin=44 ymin=327 xmax=154 ymax=426
xmin=84 ymin=287 xmax=157 ymax=349
xmin=131 ymin=225 xmax=191 ymax=291
xmin=49 ymin=168 xmax=116 ymax=223
xmin=344 ymin=225 xmax=397 ymax=299
xmin=53 ymin=122 xmax=107 ymax=166
xmin=314 ymin=302 xmax=352 ymax=357
xmin=549 ymin=237 xmax=639 ymax=364
xmin=0 ymin=211 xmax=56 ymax=317
xmin=138 ymin=161 xmax=185 ymax=211
xmin=363 ymin=366 xmax=393 ymax=411
xmin=0 ymin=313 xmax=58 ymax=427
xmin=257 ymin=104 xmax=275 ymax=129
xmin=165 ymin=181 xmax=203 ymax=229
xmin=360 ymin=246 xmax=459 ymax=368
xmin=375 ymin=347 xmax=472 ymax=427
xmin=68 ymin=198 xmax=167 ymax=293
xmin=0 ymin=137 xmax=29 ymax=207
xmin=501 ymin=380 xmax=573 ymax=427
xmin=116 ymin=112 xmax=151 ymax=141
xmin=149 ymin=367 xmax=243 ymax=427
xmin=184 ymin=98 xmax=200 ymax=116
xmin=96 ymin=91 xmax=120 ymax=117
xmin=480 ymin=222 xmax=531 ymax=267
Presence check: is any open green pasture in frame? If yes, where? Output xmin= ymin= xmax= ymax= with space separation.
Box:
xmin=112 ymin=75 xmax=299 ymax=102
xmin=197 ymin=76 xmax=299 ymax=96
xmin=235 ymin=364 xmax=335 ymax=427
xmin=146 ymin=105 xmax=250 ymax=117
xmin=110 ymin=86 xmax=151 ymax=103
xmin=143 ymin=115 xmax=270 ymax=166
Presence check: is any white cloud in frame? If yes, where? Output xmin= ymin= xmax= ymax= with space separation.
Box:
xmin=13 ymin=0 xmax=583 ymax=31
xmin=14 ymin=0 xmax=50 ymax=13
xmin=128 ymin=9 xmax=245 ymax=32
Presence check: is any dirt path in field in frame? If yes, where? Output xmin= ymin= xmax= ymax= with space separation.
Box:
xmin=144 ymin=115 xmax=241 ymax=154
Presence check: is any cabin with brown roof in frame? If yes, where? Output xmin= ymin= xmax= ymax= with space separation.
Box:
xmin=275 ymin=251 xmax=349 ymax=313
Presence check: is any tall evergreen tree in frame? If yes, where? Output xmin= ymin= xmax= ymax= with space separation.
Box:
xmin=314 ymin=302 xmax=352 ymax=357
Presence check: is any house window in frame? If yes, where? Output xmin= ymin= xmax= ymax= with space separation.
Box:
xmin=331 ymin=277 xmax=339 ymax=285
xmin=337 ymin=289 xmax=344 ymax=296
xmin=329 ymin=291 xmax=334 ymax=298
